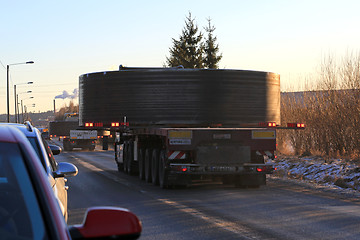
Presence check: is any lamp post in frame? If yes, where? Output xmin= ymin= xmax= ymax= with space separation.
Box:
xmin=21 ymin=97 xmax=34 ymax=123
xmin=24 ymin=103 xmax=35 ymax=122
xmin=14 ymin=82 xmax=33 ymax=123
xmin=7 ymin=61 xmax=34 ymax=122
xmin=17 ymin=91 xmax=32 ymax=123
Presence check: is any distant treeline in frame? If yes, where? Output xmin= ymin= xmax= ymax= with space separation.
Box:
xmin=55 ymin=101 xmax=78 ymax=121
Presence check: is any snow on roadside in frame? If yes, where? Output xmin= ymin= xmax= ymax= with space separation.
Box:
xmin=268 ymin=156 xmax=360 ymax=191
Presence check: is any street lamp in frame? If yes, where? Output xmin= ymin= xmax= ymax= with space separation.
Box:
xmin=7 ymin=61 xmax=34 ymax=122
xmin=17 ymin=90 xmax=32 ymax=123
xmin=14 ymin=82 xmax=33 ymax=123
xmin=24 ymin=103 xmax=35 ymax=122
xmin=21 ymin=96 xmax=34 ymax=123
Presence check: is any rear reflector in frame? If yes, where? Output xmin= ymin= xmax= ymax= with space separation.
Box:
xmin=171 ymin=165 xmax=188 ymax=172
xmin=256 ymin=165 xmax=275 ymax=173
xmin=259 ymin=122 xmax=277 ymax=127
xmin=287 ymin=123 xmax=305 ymax=129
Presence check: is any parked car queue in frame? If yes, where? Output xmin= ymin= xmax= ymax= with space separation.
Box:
xmin=0 ymin=124 xmax=142 ymax=239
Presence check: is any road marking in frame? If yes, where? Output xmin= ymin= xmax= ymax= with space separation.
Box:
xmin=157 ymin=198 xmax=261 ymax=239
xmin=70 ymin=156 xmax=133 ymax=187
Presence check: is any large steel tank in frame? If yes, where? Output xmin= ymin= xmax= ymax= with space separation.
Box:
xmin=79 ymin=67 xmax=280 ymax=127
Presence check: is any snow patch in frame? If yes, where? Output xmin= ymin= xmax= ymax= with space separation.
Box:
xmin=269 ymin=156 xmax=360 ymax=191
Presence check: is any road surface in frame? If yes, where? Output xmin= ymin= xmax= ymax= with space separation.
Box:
xmin=55 ymin=149 xmax=360 ymax=240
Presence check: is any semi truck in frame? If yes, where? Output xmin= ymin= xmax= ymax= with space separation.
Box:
xmin=49 ymin=113 xmax=97 ymax=151
xmin=79 ymin=66 xmax=304 ymax=188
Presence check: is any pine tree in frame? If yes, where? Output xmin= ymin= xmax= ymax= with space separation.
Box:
xmin=203 ymin=18 xmax=222 ymax=69
xmin=166 ymin=12 xmax=204 ymax=68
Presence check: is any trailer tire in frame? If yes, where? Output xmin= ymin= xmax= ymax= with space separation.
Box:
xmin=251 ymin=152 xmax=265 ymax=164
xmin=127 ymin=142 xmax=137 ymax=175
xmin=123 ymin=142 xmax=128 ymax=173
xmin=159 ymin=150 xmax=170 ymax=189
xmin=63 ymin=143 xmax=69 ymax=151
xmin=115 ymin=142 xmax=123 ymax=172
xmin=151 ymin=149 xmax=160 ymax=185
xmin=63 ymin=141 xmax=71 ymax=151
xmin=138 ymin=148 xmax=145 ymax=180
xmin=144 ymin=148 xmax=152 ymax=183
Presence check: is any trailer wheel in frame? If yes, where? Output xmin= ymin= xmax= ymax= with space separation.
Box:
xmin=138 ymin=148 xmax=145 ymax=180
xmin=63 ymin=143 xmax=69 ymax=151
xmin=115 ymin=142 xmax=123 ymax=172
xmin=251 ymin=152 xmax=265 ymax=164
xmin=63 ymin=141 xmax=71 ymax=151
xmin=144 ymin=148 xmax=152 ymax=183
xmin=151 ymin=149 xmax=160 ymax=185
xmin=127 ymin=142 xmax=137 ymax=175
xmin=123 ymin=142 xmax=128 ymax=173
xmin=159 ymin=150 xmax=169 ymax=189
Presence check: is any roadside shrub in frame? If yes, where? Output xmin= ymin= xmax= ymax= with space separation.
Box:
xmin=278 ymin=52 xmax=360 ymax=159
xmin=334 ymin=177 xmax=349 ymax=189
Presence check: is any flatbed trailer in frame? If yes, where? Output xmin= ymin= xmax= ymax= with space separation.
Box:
xmin=111 ymin=125 xmax=282 ymax=188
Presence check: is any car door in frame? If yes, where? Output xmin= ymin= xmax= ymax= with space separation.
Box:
xmin=40 ymin=135 xmax=69 ymax=221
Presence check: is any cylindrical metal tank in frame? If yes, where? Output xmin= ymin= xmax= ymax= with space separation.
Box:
xmin=79 ymin=68 xmax=280 ymax=127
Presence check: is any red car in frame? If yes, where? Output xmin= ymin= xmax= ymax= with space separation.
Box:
xmin=0 ymin=125 xmax=142 ymax=239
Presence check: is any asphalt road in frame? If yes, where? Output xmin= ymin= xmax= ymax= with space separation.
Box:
xmin=55 ymin=148 xmax=360 ymax=240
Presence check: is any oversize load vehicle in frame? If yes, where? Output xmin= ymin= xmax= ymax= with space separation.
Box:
xmin=49 ymin=113 xmax=97 ymax=151
xmin=79 ymin=66 xmax=304 ymax=188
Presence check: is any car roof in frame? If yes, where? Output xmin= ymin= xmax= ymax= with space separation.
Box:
xmin=0 ymin=125 xmax=19 ymax=142
xmin=0 ymin=125 xmax=38 ymax=153
xmin=0 ymin=122 xmax=38 ymax=138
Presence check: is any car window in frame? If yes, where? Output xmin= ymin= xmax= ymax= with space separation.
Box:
xmin=26 ymin=137 xmax=42 ymax=158
xmin=0 ymin=142 xmax=48 ymax=239
xmin=26 ymin=136 xmax=45 ymax=166
xmin=41 ymin=135 xmax=58 ymax=171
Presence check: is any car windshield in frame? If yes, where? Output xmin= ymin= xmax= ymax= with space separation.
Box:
xmin=0 ymin=142 xmax=48 ymax=239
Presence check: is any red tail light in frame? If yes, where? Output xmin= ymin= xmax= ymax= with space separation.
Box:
xmin=256 ymin=166 xmax=274 ymax=173
xmin=171 ymin=165 xmax=188 ymax=172
xmin=259 ymin=122 xmax=277 ymax=127
xmin=287 ymin=123 xmax=305 ymax=129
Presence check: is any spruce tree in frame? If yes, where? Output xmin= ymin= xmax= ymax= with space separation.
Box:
xmin=166 ymin=12 xmax=204 ymax=68
xmin=203 ymin=18 xmax=222 ymax=69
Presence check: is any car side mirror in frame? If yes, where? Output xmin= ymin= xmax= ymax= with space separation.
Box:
xmin=49 ymin=144 xmax=62 ymax=155
xmin=69 ymin=207 xmax=142 ymax=240
xmin=54 ymin=162 xmax=78 ymax=178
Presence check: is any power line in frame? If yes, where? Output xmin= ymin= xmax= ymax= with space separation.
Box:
xmin=31 ymin=83 xmax=77 ymax=87
xmin=0 ymin=60 xmax=6 ymax=70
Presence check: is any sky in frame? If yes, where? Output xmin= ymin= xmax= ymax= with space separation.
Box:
xmin=1 ymin=0 xmax=360 ymax=115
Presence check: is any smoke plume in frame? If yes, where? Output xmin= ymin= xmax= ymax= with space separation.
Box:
xmin=55 ymin=88 xmax=78 ymax=99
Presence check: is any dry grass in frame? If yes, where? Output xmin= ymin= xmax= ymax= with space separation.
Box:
xmin=278 ymin=52 xmax=360 ymax=159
